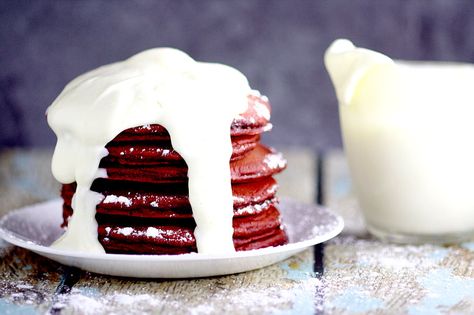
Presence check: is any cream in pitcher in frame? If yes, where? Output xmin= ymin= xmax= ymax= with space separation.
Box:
xmin=325 ymin=39 xmax=474 ymax=243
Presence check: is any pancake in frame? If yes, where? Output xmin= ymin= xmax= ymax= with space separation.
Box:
xmin=105 ymin=134 xmax=260 ymax=165
xmin=60 ymin=94 xmax=288 ymax=255
xmin=96 ymin=205 xmax=286 ymax=255
xmin=62 ymin=177 xmax=278 ymax=219
xmin=100 ymin=144 xmax=285 ymax=184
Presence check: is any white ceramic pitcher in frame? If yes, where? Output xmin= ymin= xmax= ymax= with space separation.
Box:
xmin=325 ymin=39 xmax=474 ymax=244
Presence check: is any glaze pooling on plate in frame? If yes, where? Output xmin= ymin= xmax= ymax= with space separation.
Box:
xmin=0 ymin=198 xmax=344 ymax=278
xmin=47 ymin=48 xmax=251 ymax=254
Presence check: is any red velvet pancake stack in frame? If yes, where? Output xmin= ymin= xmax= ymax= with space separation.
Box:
xmin=61 ymin=94 xmax=288 ymax=254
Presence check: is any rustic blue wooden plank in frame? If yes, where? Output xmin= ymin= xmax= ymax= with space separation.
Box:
xmin=48 ymin=249 xmax=320 ymax=315
xmin=0 ymin=150 xmax=63 ymax=315
xmin=0 ymin=241 xmax=61 ymax=315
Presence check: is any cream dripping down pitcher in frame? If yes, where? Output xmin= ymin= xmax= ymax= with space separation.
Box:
xmin=325 ymin=39 xmax=474 ymax=244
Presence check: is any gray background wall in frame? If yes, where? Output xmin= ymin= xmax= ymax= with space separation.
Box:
xmin=1 ymin=0 xmax=474 ymax=150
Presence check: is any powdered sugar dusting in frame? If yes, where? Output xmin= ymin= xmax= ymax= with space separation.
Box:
xmin=144 ymin=227 xmax=193 ymax=243
xmin=104 ymin=226 xmax=193 ymax=243
xmin=235 ymin=199 xmax=273 ymax=216
xmin=278 ymin=198 xmax=343 ymax=244
xmin=117 ymin=227 xmax=133 ymax=237
xmin=46 ymin=250 xmax=325 ymax=314
xmin=263 ymin=152 xmax=286 ymax=170
xmin=146 ymin=227 xmax=161 ymax=238
xmin=102 ymin=195 xmax=132 ymax=207
xmin=322 ymin=235 xmax=474 ymax=313
xmin=0 ymin=282 xmax=48 ymax=308
xmin=232 ymin=195 xmax=245 ymax=203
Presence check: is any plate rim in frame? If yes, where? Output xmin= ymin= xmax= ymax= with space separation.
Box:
xmin=0 ymin=198 xmax=344 ymax=263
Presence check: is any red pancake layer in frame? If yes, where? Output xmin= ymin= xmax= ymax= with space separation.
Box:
xmin=105 ymin=134 xmax=260 ymax=165
xmin=101 ymin=144 xmax=285 ymax=184
xmin=96 ymin=205 xmax=285 ymax=255
xmin=62 ymin=177 xmax=278 ymax=219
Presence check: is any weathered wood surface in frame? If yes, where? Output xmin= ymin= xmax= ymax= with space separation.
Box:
xmin=322 ymin=150 xmax=366 ymax=236
xmin=0 ymin=150 xmax=63 ymax=314
xmin=0 ymin=148 xmax=319 ymax=315
xmin=55 ymin=249 xmax=320 ymax=315
xmin=322 ymin=150 xmax=474 ymax=314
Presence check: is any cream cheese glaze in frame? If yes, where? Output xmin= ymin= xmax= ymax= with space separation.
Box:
xmin=47 ymin=48 xmax=251 ymax=254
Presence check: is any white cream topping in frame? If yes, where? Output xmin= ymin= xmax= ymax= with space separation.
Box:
xmin=47 ymin=48 xmax=251 ymax=254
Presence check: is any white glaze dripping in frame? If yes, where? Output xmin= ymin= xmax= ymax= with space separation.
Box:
xmin=47 ymin=48 xmax=250 ymax=254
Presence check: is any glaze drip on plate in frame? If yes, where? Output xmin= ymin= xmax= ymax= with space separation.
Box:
xmin=47 ymin=48 xmax=250 ymax=254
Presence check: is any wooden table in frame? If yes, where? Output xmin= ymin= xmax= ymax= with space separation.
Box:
xmin=1 ymin=149 xmax=473 ymax=314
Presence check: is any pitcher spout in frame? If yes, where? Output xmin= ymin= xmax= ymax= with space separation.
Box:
xmin=324 ymin=39 xmax=394 ymax=106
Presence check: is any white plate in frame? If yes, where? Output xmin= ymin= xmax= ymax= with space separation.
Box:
xmin=0 ymin=198 xmax=343 ymax=278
